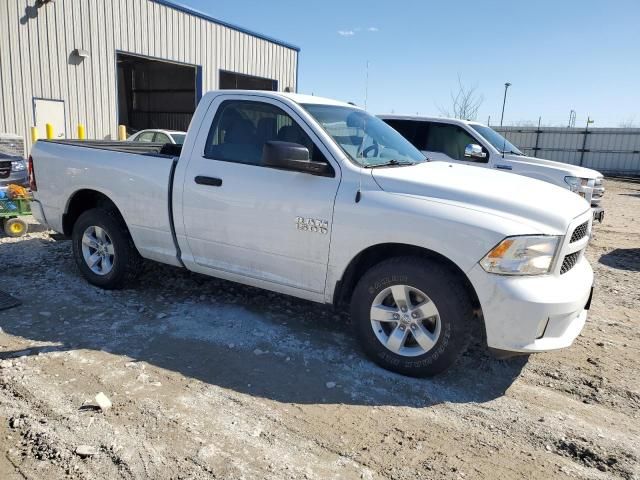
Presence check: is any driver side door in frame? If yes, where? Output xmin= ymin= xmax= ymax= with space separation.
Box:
xmin=180 ymin=95 xmax=341 ymax=296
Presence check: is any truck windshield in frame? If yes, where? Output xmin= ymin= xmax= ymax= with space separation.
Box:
xmin=470 ymin=124 xmax=523 ymax=155
xmin=302 ymin=104 xmax=426 ymax=167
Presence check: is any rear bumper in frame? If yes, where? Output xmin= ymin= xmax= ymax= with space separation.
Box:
xmin=29 ymin=199 xmax=47 ymax=226
xmin=469 ymin=258 xmax=593 ymax=353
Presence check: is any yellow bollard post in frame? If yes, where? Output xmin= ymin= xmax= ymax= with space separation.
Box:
xmin=118 ymin=125 xmax=127 ymax=141
xmin=77 ymin=124 xmax=86 ymax=140
xmin=30 ymin=126 xmax=39 ymax=143
xmin=45 ymin=123 xmax=54 ymax=140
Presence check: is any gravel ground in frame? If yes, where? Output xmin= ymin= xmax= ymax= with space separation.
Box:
xmin=0 ymin=179 xmax=638 ymax=480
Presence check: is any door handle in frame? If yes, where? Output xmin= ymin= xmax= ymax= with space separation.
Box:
xmin=195 ymin=176 xmax=222 ymax=187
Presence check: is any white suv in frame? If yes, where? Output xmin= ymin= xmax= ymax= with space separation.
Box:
xmin=380 ymin=116 xmax=605 ymax=222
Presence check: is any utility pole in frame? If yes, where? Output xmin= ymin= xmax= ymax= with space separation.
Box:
xmin=568 ymin=109 xmax=576 ymax=128
xmin=500 ymin=82 xmax=511 ymax=127
xmin=579 ymin=116 xmax=594 ymax=166
xmin=533 ymin=116 xmax=542 ymax=158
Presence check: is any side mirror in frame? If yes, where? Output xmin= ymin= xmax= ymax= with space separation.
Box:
xmin=464 ymin=143 xmax=487 ymax=160
xmin=262 ymin=141 xmax=332 ymax=176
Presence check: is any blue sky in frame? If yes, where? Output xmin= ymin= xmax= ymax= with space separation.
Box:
xmin=183 ymin=0 xmax=640 ymax=127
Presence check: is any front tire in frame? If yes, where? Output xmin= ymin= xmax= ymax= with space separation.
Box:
xmin=71 ymin=208 xmax=143 ymax=289
xmin=351 ymin=256 xmax=474 ymax=377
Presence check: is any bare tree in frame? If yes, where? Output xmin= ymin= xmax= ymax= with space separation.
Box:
xmin=438 ymin=74 xmax=484 ymax=120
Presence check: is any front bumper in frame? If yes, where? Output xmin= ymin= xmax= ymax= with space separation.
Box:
xmin=592 ymin=206 xmax=604 ymax=223
xmin=468 ymin=257 xmax=593 ymax=353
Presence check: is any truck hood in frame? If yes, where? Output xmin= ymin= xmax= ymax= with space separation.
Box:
xmin=371 ymin=161 xmax=590 ymax=234
xmin=506 ymin=154 xmax=603 ymax=179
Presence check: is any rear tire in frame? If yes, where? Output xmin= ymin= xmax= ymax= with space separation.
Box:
xmin=71 ymin=208 xmax=143 ymax=289
xmin=351 ymin=256 xmax=474 ymax=377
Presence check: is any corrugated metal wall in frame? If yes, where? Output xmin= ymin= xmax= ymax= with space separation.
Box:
xmin=0 ymin=0 xmax=299 ymax=153
xmin=495 ymin=127 xmax=640 ymax=176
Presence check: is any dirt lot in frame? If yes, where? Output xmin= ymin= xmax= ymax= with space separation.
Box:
xmin=0 ymin=179 xmax=638 ymax=480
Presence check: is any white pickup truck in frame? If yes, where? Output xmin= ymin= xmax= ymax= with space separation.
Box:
xmin=29 ymin=91 xmax=594 ymax=377
xmin=380 ymin=116 xmax=605 ymax=222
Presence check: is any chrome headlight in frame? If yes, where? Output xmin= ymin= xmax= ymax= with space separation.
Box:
xmin=564 ymin=176 xmax=589 ymax=194
xmin=480 ymin=235 xmax=560 ymax=275
xmin=11 ymin=160 xmax=26 ymax=172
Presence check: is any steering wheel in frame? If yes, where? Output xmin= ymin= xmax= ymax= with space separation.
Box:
xmin=361 ymin=142 xmax=379 ymax=158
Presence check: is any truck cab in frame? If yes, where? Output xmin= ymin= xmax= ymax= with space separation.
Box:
xmin=380 ymin=116 xmax=605 ymax=222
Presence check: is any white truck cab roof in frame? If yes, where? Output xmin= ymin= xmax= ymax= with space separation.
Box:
xmin=201 ymin=90 xmax=359 ymax=108
xmin=380 ymin=114 xmax=478 ymax=126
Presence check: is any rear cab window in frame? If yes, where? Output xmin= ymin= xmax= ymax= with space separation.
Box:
xmin=383 ymin=119 xmax=429 ymax=151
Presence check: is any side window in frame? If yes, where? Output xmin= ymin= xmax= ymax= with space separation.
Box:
xmin=383 ymin=120 xmax=429 ymax=151
xmin=204 ymin=100 xmax=327 ymax=166
xmin=154 ymin=133 xmax=171 ymax=144
xmin=413 ymin=122 xmax=430 ymax=151
xmin=425 ymin=123 xmax=487 ymax=162
xmin=136 ymin=131 xmax=156 ymax=143
xmin=384 ymin=120 xmax=418 ymax=146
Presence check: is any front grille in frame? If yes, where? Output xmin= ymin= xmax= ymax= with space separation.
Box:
xmin=0 ymin=161 xmax=10 ymax=179
xmin=560 ymin=251 xmax=581 ymax=274
xmin=570 ymin=221 xmax=589 ymax=243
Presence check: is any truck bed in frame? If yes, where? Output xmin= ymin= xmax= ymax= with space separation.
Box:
xmin=30 ymin=139 xmax=182 ymax=267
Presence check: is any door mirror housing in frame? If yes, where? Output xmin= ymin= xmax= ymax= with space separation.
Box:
xmin=262 ymin=141 xmax=332 ymax=176
xmin=464 ymin=143 xmax=487 ymax=160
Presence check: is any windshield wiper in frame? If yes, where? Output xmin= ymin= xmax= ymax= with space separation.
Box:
xmin=365 ymin=159 xmax=417 ymax=168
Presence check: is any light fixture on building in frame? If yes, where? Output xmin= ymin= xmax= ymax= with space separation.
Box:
xmin=72 ymin=49 xmax=90 ymax=59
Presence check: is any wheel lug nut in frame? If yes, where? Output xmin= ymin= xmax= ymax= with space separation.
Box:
xmin=411 ymin=312 xmax=418 ymax=318
xmin=393 ymin=313 xmax=400 ymax=320
xmin=411 ymin=324 xmax=417 ymax=330
xmin=401 ymin=307 xmax=407 ymax=313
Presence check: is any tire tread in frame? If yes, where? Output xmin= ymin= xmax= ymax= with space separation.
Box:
xmin=72 ymin=208 xmax=143 ymax=289
xmin=351 ymin=256 xmax=474 ymax=376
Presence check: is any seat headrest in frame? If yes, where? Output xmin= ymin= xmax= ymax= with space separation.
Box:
xmin=277 ymin=125 xmax=306 ymax=145
xmin=225 ymin=118 xmax=255 ymax=143
xmin=256 ymin=118 xmax=277 ymax=143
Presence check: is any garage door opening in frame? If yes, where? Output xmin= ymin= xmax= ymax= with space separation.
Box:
xmin=219 ymin=70 xmax=278 ymax=91
xmin=117 ymin=53 xmax=200 ymax=134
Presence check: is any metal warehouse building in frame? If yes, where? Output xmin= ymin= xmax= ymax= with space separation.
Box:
xmin=0 ymin=0 xmax=299 ymax=154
